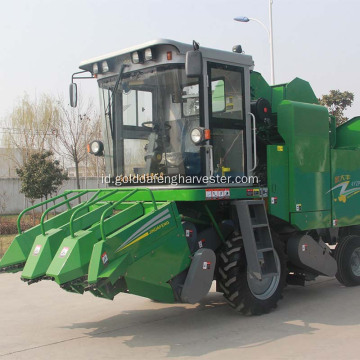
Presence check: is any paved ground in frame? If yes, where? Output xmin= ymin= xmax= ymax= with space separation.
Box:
xmin=1 ymin=274 xmax=360 ymax=360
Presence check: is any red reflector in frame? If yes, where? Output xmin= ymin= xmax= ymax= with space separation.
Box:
xmin=264 ymin=107 xmax=268 ymax=113
xmin=167 ymin=51 xmax=172 ymax=60
xmin=204 ymin=129 xmax=211 ymax=140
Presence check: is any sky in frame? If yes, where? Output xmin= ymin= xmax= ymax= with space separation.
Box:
xmin=0 ymin=0 xmax=359 ymax=140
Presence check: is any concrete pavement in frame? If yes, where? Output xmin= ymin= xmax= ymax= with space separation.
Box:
xmin=1 ymin=273 xmax=360 ymax=359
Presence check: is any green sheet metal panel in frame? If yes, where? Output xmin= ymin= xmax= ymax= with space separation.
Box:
xmin=286 ymin=78 xmax=318 ymax=105
xmin=271 ymin=78 xmax=318 ymax=114
xmin=250 ymin=71 xmax=271 ymax=101
xmin=291 ymin=210 xmax=331 ymax=230
xmin=97 ymin=187 xmax=264 ymax=202
xmin=336 ymin=116 xmax=360 ymax=149
xmin=271 ymin=85 xmax=285 ymax=113
xmin=0 ymin=204 xmax=88 ymax=271
xmin=330 ymin=149 xmax=360 ymax=227
xmin=278 ymin=100 xmax=331 ymax=229
xmin=87 ymin=201 xmax=191 ymax=302
xmin=267 ymin=144 xmax=289 ymax=221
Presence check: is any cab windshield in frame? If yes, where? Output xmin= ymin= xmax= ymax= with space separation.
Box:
xmin=99 ymin=65 xmax=201 ymax=179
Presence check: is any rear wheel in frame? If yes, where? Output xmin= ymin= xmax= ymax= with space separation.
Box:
xmin=217 ymin=231 xmax=287 ymax=315
xmin=335 ymin=234 xmax=360 ymax=286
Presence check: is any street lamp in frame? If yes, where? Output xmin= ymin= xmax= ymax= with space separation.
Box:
xmin=234 ymin=0 xmax=275 ymax=85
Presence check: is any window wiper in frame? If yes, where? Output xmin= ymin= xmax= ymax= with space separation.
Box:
xmin=105 ymin=64 xmax=129 ymax=136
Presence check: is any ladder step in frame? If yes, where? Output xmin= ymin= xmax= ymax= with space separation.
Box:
xmin=233 ymin=199 xmax=280 ymax=280
xmin=257 ymin=248 xmax=275 ymax=253
xmin=252 ymin=223 xmax=268 ymax=228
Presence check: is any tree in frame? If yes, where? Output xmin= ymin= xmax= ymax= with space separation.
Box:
xmin=16 ymin=151 xmax=68 ymax=222
xmin=319 ymin=90 xmax=354 ymax=126
xmin=54 ymin=97 xmax=99 ymax=189
xmin=3 ymin=93 xmax=59 ymax=165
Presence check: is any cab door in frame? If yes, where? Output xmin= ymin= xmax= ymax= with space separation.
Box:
xmin=207 ymin=62 xmax=251 ymax=183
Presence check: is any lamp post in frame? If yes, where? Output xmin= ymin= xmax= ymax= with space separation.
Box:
xmin=234 ymin=0 xmax=275 ymax=85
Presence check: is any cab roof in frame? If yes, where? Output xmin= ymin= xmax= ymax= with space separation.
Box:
xmin=79 ymin=38 xmax=254 ymax=72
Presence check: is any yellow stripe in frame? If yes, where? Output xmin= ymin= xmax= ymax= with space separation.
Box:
xmin=117 ymin=231 xmax=149 ymax=252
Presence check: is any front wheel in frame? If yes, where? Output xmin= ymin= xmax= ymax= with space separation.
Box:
xmin=335 ymin=234 xmax=360 ymax=286
xmin=217 ymin=231 xmax=287 ymax=315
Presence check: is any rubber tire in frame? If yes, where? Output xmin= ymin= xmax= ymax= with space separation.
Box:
xmin=335 ymin=234 xmax=360 ymax=287
xmin=217 ymin=231 xmax=287 ymax=315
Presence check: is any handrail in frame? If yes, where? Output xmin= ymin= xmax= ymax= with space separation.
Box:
xmin=87 ymin=190 xmax=102 ymax=204
xmin=16 ymin=190 xmax=82 ymax=234
xmin=249 ymin=112 xmax=257 ymax=172
xmin=99 ymin=190 xmax=137 ymax=241
xmin=63 ymin=194 xmax=71 ymax=210
xmin=69 ymin=189 xmax=119 ymax=238
xmin=99 ymin=188 xmax=158 ymax=241
xmin=40 ymin=191 xmax=89 ymax=236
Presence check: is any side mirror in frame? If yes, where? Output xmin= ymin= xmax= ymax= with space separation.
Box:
xmin=69 ymin=83 xmax=77 ymax=108
xmin=185 ymin=50 xmax=203 ymax=77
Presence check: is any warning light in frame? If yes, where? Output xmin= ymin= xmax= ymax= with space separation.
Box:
xmin=204 ymin=129 xmax=211 ymax=140
xmin=264 ymin=107 xmax=268 ymax=113
xmin=167 ymin=51 xmax=172 ymax=60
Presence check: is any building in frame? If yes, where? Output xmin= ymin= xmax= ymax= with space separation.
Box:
xmin=0 ymin=147 xmax=23 ymax=178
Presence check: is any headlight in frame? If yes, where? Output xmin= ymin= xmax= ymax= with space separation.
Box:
xmin=144 ymin=48 xmax=153 ymax=61
xmin=191 ymin=128 xmax=202 ymax=144
xmin=190 ymin=127 xmax=211 ymax=145
xmin=131 ymin=51 xmax=140 ymax=64
xmin=101 ymin=61 xmax=109 ymax=73
xmin=92 ymin=63 xmax=99 ymax=74
xmin=88 ymin=140 xmax=104 ymax=156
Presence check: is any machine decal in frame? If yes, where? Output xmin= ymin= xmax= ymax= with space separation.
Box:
xmin=59 ymin=247 xmax=69 ymax=258
xmin=247 ymin=189 xmax=261 ymax=196
xmin=205 ymin=188 xmax=230 ymax=200
xmin=271 ymin=197 xmax=278 ymax=204
xmin=202 ymin=261 xmax=211 ymax=270
xmin=328 ymin=175 xmax=360 ymax=203
xmin=33 ymin=245 xmax=41 ymax=256
xmin=101 ymin=252 xmax=109 ymax=265
xmin=186 ymin=229 xmax=193 ymax=237
xmin=115 ymin=209 xmax=171 ymax=253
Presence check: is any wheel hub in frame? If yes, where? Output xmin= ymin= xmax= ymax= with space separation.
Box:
xmin=350 ymin=247 xmax=360 ymax=276
xmin=247 ymin=251 xmax=281 ymax=300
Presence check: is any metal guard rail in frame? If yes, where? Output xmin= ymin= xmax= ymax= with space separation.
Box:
xmin=98 ymin=188 xmax=157 ymax=241
xmin=17 ymin=190 xmax=88 ymax=234
xmin=69 ymin=189 xmax=119 ymax=238
xmin=39 ymin=191 xmax=90 ymax=236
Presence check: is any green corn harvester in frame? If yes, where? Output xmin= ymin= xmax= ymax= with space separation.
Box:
xmin=2 ymin=40 xmax=360 ymax=315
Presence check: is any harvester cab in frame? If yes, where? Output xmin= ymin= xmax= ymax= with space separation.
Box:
xmin=3 ymin=39 xmax=360 ymax=315
xmin=79 ymin=39 xmax=256 ymax=186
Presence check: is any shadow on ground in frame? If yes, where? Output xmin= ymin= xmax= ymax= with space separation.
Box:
xmin=65 ymin=278 xmax=360 ymax=358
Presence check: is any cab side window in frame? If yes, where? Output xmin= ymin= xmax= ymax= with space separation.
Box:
xmin=208 ymin=63 xmax=245 ymax=177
